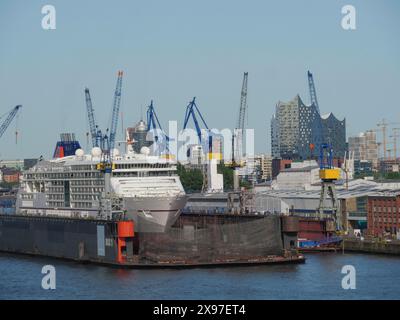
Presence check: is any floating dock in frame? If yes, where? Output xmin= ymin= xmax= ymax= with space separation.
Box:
xmin=0 ymin=213 xmax=305 ymax=267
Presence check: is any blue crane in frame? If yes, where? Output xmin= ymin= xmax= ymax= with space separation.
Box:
xmin=319 ymin=143 xmax=334 ymax=170
xmin=84 ymin=88 xmax=103 ymax=148
xmin=146 ymin=100 xmax=171 ymax=155
xmin=183 ymin=97 xmax=209 ymax=144
xmin=232 ymin=72 xmax=248 ymax=165
xmin=107 ymin=70 xmax=123 ymax=154
xmin=0 ymin=105 xmax=22 ymax=140
xmin=307 ymin=70 xmax=320 ymax=113
xmin=147 ymin=100 xmax=169 ymax=142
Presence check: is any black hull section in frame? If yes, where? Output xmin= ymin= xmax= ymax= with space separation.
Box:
xmin=0 ymin=215 xmax=119 ymax=264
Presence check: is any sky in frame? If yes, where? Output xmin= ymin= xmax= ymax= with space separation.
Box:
xmin=0 ymin=0 xmax=399 ymax=159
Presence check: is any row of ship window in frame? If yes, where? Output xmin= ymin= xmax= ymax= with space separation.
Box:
xmin=114 ymin=163 xmax=171 ymax=169
xmin=112 ymin=171 xmax=174 ymax=177
xmin=46 ymin=187 xmax=104 ymax=194
xmin=47 ymin=195 xmax=100 ymax=201
xmin=47 ymin=201 xmax=93 ymax=208
xmin=26 ymin=172 xmax=102 ymax=179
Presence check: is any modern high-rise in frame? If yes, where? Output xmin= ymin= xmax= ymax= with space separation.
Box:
xmin=271 ymin=95 xmax=346 ymax=160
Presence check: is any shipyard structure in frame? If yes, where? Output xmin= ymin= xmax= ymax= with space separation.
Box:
xmin=271 ymin=95 xmax=346 ymax=160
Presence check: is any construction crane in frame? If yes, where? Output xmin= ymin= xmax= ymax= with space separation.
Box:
xmin=377 ymin=119 xmax=400 ymax=160
xmin=232 ymin=72 xmax=248 ymax=165
xmin=94 ymin=70 xmax=124 ymax=220
xmin=318 ymin=143 xmax=341 ymax=231
xmin=389 ymin=128 xmax=400 ymax=160
xmin=0 ymin=105 xmax=22 ymax=141
xmin=108 ymin=70 xmax=124 ymax=155
xmin=307 ymin=70 xmax=320 ymax=113
xmin=84 ymin=88 xmax=103 ymax=148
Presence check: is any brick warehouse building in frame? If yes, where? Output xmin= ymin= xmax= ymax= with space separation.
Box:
xmin=367 ymin=192 xmax=400 ymax=236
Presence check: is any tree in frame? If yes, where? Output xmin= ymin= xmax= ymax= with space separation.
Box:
xmin=176 ymin=163 xmax=203 ymax=193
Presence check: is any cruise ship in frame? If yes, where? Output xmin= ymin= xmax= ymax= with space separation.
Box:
xmin=16 ymin=142 xmax=187 ymax=233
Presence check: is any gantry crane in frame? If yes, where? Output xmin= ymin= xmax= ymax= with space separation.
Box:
xmin=146 ymin=100 xmax=170 ymax=150
xmin=307 ymin=70 xmax=320 ymax=113
xmin=0 ymin=105 xmax=22 ymax=142
xmin=318 ymin=143 xmax=341 ymax=230
xmin=183 ymin=97 xmax=212 ymax=191
xmin=183 ymin=97 xmax=210 ymax=144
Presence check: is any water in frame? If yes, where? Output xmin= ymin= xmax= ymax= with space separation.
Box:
xmin=0 ymin=252 xmax=399 ymax=300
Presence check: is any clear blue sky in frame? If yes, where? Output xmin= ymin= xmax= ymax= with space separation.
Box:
xmin=0 ymin=0 xmax=399 ymax=159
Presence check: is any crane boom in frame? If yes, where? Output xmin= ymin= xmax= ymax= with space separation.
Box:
xmin=307 ymin=70 xmax=320 ymax=113
xmin=237 ymin=72 xmax=248 ymax=131
xmin=233 ymin=72 xmax=248 ymax=164
xmin=108 ymin=70 xmax=124 ymax=154
xmin=0 ymin=105 xmax=22 ymax=139
xmin=84 ymin=88 xmax=99 ymax=147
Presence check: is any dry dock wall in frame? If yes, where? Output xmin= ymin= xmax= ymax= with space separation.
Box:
xmin=344 ymin=239 xmax=400 ymax=255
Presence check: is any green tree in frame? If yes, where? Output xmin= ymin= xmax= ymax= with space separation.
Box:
xmin=176 ymin=163 xmax=203 ymax=193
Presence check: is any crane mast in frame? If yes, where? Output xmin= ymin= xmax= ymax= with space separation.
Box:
xmin=84 ymin=88 xmax=103 ymax=148
xmin=307 ymin=71 xmax=320 ymax=113
xmin=108 ymin=70 xmax=124 ymax=155
xmin=233 ymin=72 xmax=248 ymax=164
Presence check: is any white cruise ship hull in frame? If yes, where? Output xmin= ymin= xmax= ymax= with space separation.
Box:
xmin=124 ymin=195 xmax=188 ymax=233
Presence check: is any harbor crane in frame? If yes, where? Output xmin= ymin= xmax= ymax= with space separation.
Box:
xmin=0 ymin=105 xmax=22 ymax=142
xmin=183 ymin=97 xmax=213 ymax=191
xmin=93 ymin=71 xmax=124 ymax=220
xmin=307 ymin=70 xmax=320 ymax=113
xmin=84 ymin=88 xmax=104 ymax=149
xmin=183 ymin=97 xmax=210 ymax=145
xmin=146 ymin=100 xmax=170 ymax=153
xmin=229 ymin=73 xmax=249 ymax=191
xmin=107 ymin=70 xmax=123 ymax=155
xmin=84 ymin=71 xmax=124 ymax=158
xmin=317 ymin=143 xmax=341 ymax=231
xmin=231 ymin=72 xmax=248 ymax=167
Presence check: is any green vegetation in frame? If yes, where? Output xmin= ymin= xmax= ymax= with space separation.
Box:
xmin=177 ymin=162 xmax=253 ymax=193
xmin=217 ymin=163 xmax=233 ymax=190
xmin=176 ymin=163 xmax=203 ymax=193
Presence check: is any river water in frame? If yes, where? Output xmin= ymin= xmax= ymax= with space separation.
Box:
xmin=0 ymin=252 xmax=399 ymax=300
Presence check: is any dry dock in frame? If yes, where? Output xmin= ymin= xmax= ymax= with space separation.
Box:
xmin=0 ymin=213 xmax=304 ymax=268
